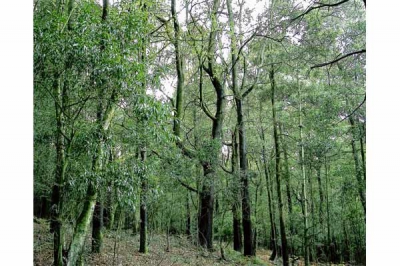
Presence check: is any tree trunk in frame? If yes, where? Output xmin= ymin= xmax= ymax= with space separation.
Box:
xmin=92 ymin=201 xmax=104 ymax=253
xmin=186 ymin=191 xmax=191 ymax=236
xmin=50 ymin=73 xmax=66 ymax=266
xmin=270 ymin=68 xmax=289 ymax=266
xmin=261 ymin=127 xmax=277 ymax=261
xmin=279 ymin=124 xmax=293 ymax=217
xmin=359 ymin=123 xmax=366 ymax=181
xmin=197 ymin=0 xmax=225 ymax=250
xmin=232 ymin=128 xmax=243 ymax=252
xmin=349 ymin=116 xmax=366 ymax=215
xmin=316 ymin=165 xmax=324 ymax=226
xmin=198 ymin=165 xmax=215 ymax=249
xmin=89 ymin=0 xmax=113 ymax=255
xmin=298 ymin=83 xmax=310 ymax=266
xmin=50 ymin=0 xmax=75 ymax=263
xmin=139 ymin=148 xmax=148 ymax=253
xmin=226 ymin=0 xmax=253 ymax=255
xmin=67 ymin=183 xmax=97 ymax=266
xmin=236 ymin=98 xmax=254 ymax=256
xmin=279 ymin=123 xmax=293 ymax=255
xmin=171 ymin=0 xmax=184 ymax=141
xmin=67 ymin=46 xmax=116 ymax=266
xmin=324 ymin=156 xmax=332 ymax=261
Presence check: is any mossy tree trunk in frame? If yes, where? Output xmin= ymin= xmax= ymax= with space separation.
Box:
xmin=50 ymin=72 xmax=66 ymax=266
xmin=92 ymin=201 xmax=104 ymax=253
xmin=67 ymin=1 xmax=116 ymax=263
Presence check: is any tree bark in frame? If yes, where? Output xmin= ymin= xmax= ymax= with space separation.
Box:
xmin=298 ymin=84 xmax=310 ymax=266
xmin=358 ymin=123 xmax=366 ymax=182
xmin=198 ymin=164 xmax=215 ymax=249
xmin=67 ymin=184 xmax=97 ymax=266
xmin=186 ymin=191 xmax=191 ymax=236
xmin=171 ymin=0 xmax=184 ymax=141
xmin=232 ymin=128 xmax=243 ymax=251
xmin=279 ymin=124 xmax=293 ymax=218
xmin=316 ymin=165 xmax=324 ymax=226
xmin=261 ymin=128 xmax=278 ymax=260
xmin=67 ymin=2 xmax=116 ymax=262
xmin=349 ymin=116 xmax=366 ymax=215
xmin=227 ymin=0 xmax=253 ymax=255
xmin=236 ymin=98 xmax=254 ymax=256
xmin=50 ymin=1 xmax=75 ymax=264
xmin=270 ymin=68 xmax=289 ymax=266
xmin=50 ymin=73 xmax=66 ymax=266
xmin=139 ymin=148 xmax=148 ymax=253
xmin=198 ymin=0 xmax=225 ymax=250
xmin=92 ymin=201 xmax=104 ymax=253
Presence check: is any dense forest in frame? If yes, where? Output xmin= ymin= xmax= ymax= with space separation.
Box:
xmin=33 ymin=0 xmax=366 ymax=265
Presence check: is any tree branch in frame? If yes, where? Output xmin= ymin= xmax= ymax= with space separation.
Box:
xmin=291 ymin=0 xmax=351 ymax=22
xmin=311 ymin=49 xmax=366 ymax=69
xmin=199 ymin=65 xmax=217 ymax=121
xmin=335 ymin=94 xmax=366 ymax=124
xmin=176 ymin=178 xmax=198 ymax=193
xmin=220 ymin=164 xmax=233 ymax=174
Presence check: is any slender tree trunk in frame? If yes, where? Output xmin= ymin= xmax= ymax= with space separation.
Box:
xmin=198 ymin=0 xmax=225 ymax=250
xmin=171 ymin=0 xmax=184 ymax=140
xmin=349 ymin=116 xmax=366 ymax=215
xmin=139 ymin=148 xmax=148 ymax=253
xmin=227 ymin=0 xmax=253 ymax=254
xmin=67 ymin=1 xmax=115 ymax=261
xmin=198 ymin=165 xmax=215 ymax=249
xmin=359 ymin=123 xmax=366 ymax=182
xmin=232 ymin=128 xmax=243 ymax=251
xmin=279 ymin=123 xmax=293 ymax=255
xmin=279 ymin=124 xmax=293 ymax=217
xmin=186 ymin=191 xmax=191 ymax=236
xmin=270 ymin=68 xmax=289 ymax=266
xmin=104 ymin=151 xmax=115 ymax=230
xmin=259 ymin=104 xmax=278 ymax=260
xmin=308 ymin=162 xmax=316 ymax=261
xmin=92 ymin=201 xmax=104 ymax=253
xmin=325 ymin=156 xmax=333 ymax=261
xmin=261 ymin=134 xmax=277 ymax=260
xmin=67 ymin=184 xmax=97 ymax=266
xmin=50 ymin=73 xmax=66 ymax=266
xmin=50 ymin=1 xmax=75 ymax=263
xmin=316 ymin=165 xmax=324 ymax=226
xmin=298 ymin=83 xmax=310 ymax=266
xmin=237 ymin=98 xmax=254 ymax=256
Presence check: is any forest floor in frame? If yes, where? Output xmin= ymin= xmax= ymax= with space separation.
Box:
xmin=34 ymin=218 xmax=350 ymax=266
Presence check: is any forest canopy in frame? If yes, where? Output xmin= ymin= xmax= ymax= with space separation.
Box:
xmin=33 ymin=0 xmax=365 ymax=265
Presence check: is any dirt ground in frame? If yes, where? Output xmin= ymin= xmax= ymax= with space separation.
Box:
xmin=34 ymin=219 xmax=353 ymax=266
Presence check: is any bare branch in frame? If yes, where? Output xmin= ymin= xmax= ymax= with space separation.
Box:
xmin=335 ymin=94 xmax=366 ymax=124
xmin=311 ymin=49 xmax=366 ymax=69
xmin=176 ymin=178 xmax=198 ymax=193
xmin=220 ymin=164 xmax=233 ymax=174
xmin=199 ymin=65 xmax=217 ymax=121
xmin=291 ymin=0 xmax=351 ymax=22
